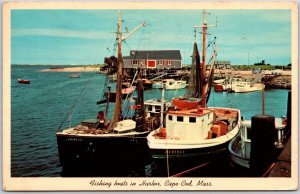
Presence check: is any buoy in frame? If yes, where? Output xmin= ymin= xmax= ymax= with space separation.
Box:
xmin=250 ymin=115 xmax=276 ymax=177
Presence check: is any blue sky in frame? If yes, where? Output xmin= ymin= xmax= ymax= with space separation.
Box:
xmin=11 ymin=9 xmax=291 ymax=65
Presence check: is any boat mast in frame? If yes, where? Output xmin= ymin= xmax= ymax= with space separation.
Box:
xmin=201 ymin=10 xmax=208 ymax=108
xmin=160 ymin=84 xmax=165 ymax=128
xmin=193 ymin=10 xmax=216 ymax=108
xmin=109 ymin=10 xmax=124 ymax=130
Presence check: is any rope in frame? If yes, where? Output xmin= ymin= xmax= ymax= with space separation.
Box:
xmin=57 ymin=69 xmax=98 ymax=132
xmin=170 ymin=162 xmax=210 ymax=177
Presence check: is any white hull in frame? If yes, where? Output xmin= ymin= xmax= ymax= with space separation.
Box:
xmin=228 ymin=135 xmax=250 ymax=168
xmin=147 ymin=107 xmax=241 ymax=150
xmin=165 ymin=82 xmax=186 ymax=90
xmin=228 ymin=118 xmax=287 ymax=169
xmin=233 ymin=83 xmax=264 ymax=93
xmin=148 ymin=124 xmax=239 ymax=149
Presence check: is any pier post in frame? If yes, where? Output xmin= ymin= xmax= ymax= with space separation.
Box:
xmin=286 ymin=90 xmax=291 ymax=135
xmin=250 ymin=115 xmax=276 ymax=176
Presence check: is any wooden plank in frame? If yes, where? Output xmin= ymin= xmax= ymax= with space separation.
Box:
xmin=268 ymin=137 xmax=291 ymax=177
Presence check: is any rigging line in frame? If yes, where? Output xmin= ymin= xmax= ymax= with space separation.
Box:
xmin=57 ymin=68 xmax=98 ymax=132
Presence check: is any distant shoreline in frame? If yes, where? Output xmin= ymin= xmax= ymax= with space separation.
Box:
xmin=39 ymin=66 xmax=100 ymax=72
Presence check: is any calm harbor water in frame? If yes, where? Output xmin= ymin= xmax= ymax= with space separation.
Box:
xmin=11 ymin=65 xmax=289 ymax=177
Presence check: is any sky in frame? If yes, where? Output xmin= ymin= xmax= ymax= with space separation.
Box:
xmin=11 ymin=9 xmax=291 ymax=65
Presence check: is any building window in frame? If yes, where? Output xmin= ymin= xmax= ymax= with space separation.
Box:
xmin=177 ymin=116 xmax=184 ymax=122
xmin=147 ymin=106 xmax=152 ymax=112
xmin=168 ymin=115 xmax=172 ymax=121
xmin=155 ymin=106 xmax=161 ymax=112
xmin=168 ymin=60 xmax=172 ymax=66
xmin=132 ymin=60 xmax=138 ymax=65
xmin=189 ymin=117 xmax=196 ymax=123
xmin=158 ymin=60 xmax=163 ymax=65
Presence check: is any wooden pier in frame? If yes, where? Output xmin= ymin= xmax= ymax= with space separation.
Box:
xmin=268 ymin=137 xmax=291 ymax=177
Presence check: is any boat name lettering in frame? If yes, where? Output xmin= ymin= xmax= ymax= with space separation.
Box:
xmin=165 ymin=150 xmax=184 ymax=154
xmin=66 ymin=138 xmax=84 ymax=142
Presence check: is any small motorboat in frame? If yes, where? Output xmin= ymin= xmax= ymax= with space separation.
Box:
xmin=18 ymin=79 xmax=30 ymax=84
xmin=228 ymin=117 xmax=287 ymax=169
xmin=69 ymin=73 xmax=80 ymax=78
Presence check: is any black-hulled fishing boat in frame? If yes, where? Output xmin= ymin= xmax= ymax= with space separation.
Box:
xmin=56 ymin=11 xmax=159 ymax=172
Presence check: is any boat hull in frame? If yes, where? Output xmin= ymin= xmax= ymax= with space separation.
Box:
xmin=228 ymin=135 xmax=250 ymax=168
xmin=18 ymin=79 xmax=30 ymax=84
xmin=56 ymin=132 xmax=149 ymax=171
xmin=214 ymin=84 xmax=224 ymax=92
xmin=233 ymin=84 xmax=264 ymax=93
xmin=150 ymin=141 xmax=230 ymax=176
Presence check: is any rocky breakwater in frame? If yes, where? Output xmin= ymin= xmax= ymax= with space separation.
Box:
xmin=267 ymin=75 xmax=291 ymax=89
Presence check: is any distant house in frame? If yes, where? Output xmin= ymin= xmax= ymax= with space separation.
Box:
xmin=215 ymin=61 xmax=231 ymax=69
xmin=123 ymin=50 xmax=182 ymax=69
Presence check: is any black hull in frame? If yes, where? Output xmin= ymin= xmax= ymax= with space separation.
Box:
xmin=56 ymin=132 xmax=150 ymax=175
xmin=150 ymin=141 xmax=230 ymax=177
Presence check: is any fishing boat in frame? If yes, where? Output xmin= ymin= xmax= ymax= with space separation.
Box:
xmin=228 ymin=118 xmax=287 ymax=169
xmin=144 ymin=98 xmax=171 ymax=118
xmin=152 ymin=79 xmax=186 ymax=90
xmin=164 ymin=79 xmax=186 ymax=90
xmin=214 ymin=77 xmax=264 ymax=93
xmin=18 ymin=78 xmax=30 ymax=84
xmin=147 ymin=11 xmax=241 ymax=176
xmin=56 ymin=11 xmax=158 ymax=171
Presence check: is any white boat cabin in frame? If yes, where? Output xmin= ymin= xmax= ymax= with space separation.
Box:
xmin=165 ymin=108 xmax=214 ymax=140
xmin=144 ymin=99 xmax=170 ymax=118
xmin=113 ymin=119 xmax=136 ymax=133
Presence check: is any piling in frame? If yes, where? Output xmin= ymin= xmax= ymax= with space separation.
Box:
xmin=286 ymin=90 xmax=291 ymax=135
xmin=250 ymin=115 xmax=276 ymax=176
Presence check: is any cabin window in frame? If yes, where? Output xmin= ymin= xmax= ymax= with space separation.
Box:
xmin=147 ymin=106 xmax=152 ymax=112
xmin=177 ymin=116 xmax=184 ymax=122
xmin=155 ymin=106 xmax=161 ymax=112
xmin=168 ymin=115 xmax=173 ymax=121
xmin=189 ymin=117 xmax=196 ymax=123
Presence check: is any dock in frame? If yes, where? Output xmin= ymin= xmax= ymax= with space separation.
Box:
xmin=268 ymin=137 xmax=291 ymax=177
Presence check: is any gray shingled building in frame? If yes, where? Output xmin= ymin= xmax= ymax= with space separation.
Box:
xmin=215 ymin=61 xmax=231 ymax=69
xmin=123 ymin=50 xmax=182 ymax=69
